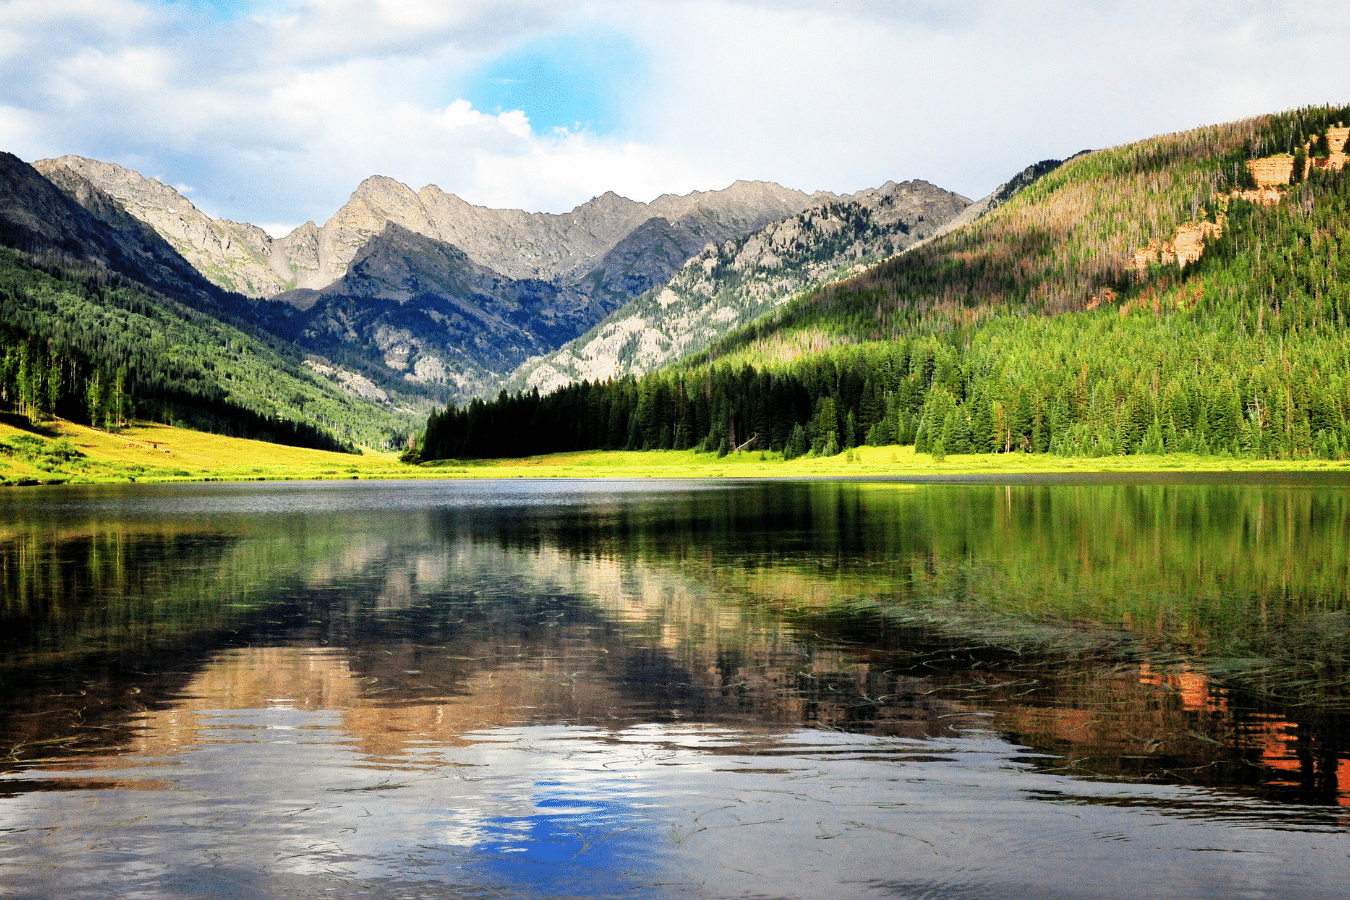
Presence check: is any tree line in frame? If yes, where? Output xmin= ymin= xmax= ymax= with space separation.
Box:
xmin=0 ymin=324 xmax=130 ymax=428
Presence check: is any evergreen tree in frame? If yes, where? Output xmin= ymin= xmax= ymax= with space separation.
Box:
xmin=43 ymin=349 xmax=61 ymax=421
xmin=15 ymin=340 xmax=31 ymax=418
xmin=823 ymin=430 xmax=840 ymax=457
xmin=812 ymin=396 xmax=839 ymax=453
xmin=785 ymin=423 xmax=807 ymax=459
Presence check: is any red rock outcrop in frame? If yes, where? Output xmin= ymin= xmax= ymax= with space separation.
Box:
xmin=1136 ymin=125 xmax=1347 ymax=276
xmin=1248 ymin=155 xmax=1296 ymax=187
xmin=1133 ymin=219 xmax=1222 ymax=273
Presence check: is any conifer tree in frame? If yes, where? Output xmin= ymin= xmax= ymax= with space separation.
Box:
xmin=786 ymin=423 xmax=807 ymax=459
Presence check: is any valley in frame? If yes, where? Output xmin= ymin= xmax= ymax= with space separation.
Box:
xmin=3 ymin=105 xmax=1350 ymax=476
xmin=36 ymin=157 xmax=912 ymax=402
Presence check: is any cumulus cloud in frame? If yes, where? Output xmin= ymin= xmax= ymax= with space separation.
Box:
xmin=2 ymin=0 xmax=1348 ymax=231
xmin=620 ymin=0 xmax=1350 ymax=198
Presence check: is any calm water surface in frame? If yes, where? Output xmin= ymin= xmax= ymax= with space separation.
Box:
xmin=1 ymin=477 xmax=1348 ymax=899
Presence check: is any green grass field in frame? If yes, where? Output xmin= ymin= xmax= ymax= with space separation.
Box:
xmin=433 ymin=444 xmax=1350 ymax=478
xmin=0 ymin=418 xmax=409 ymax=485
xmin=4 ymin=417 xmax=1349 ymax=487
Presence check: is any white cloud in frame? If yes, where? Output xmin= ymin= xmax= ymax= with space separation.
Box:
xmin=0 ymin=0 xmax=156 ymax=33
xmin=0 ymin=105 xmax=44 ymax=156
xmin=246 ymin=0 xmax=572 ymax=66
xmin=618 ymin=0 xmax=1350 ymax=197
xmin=496 ymin=109 xmax=533 ymax=140
xmin=60 ymin=46 xmax=177 ymax=95
xmin=2 ymin=0 xmax=1349 ymax=229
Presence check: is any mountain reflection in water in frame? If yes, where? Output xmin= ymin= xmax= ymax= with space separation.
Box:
xmin=0 ymin=477 xmax=1347 ymax=899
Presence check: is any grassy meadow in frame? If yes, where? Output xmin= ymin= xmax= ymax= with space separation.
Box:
xmin=447 ymin=444 xmax=1350 ymax=478
xmin=5 ymin=416 xmax=1349 ymax=487
xmin=0 ymin=417 xmax=408 ymax=485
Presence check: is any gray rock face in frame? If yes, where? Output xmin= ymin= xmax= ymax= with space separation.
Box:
xmin=290 ymin=178 xmax=827 ymax=296
xmin=507 ymin=180 xmax=973 ymax=394
xmin=1 ymin=153 xmax=228 ymax=309
xmin=41 ymin=155 xmax=828 ymax=303
xmin=286 ymin=222 xmax=618 ymax=400
xmin=36 ymin=155 xmax=302 ymax=298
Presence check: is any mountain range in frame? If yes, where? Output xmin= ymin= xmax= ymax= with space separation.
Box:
xmin=0 ymin=150 xmax=411 ymax=450
xmin=0 ymin=123 xmax=1080 ymax=455
xmin=23 ymin=155 xmax=988 ymax=406
xmin=506 ymin=178 xmax=976 ymax=394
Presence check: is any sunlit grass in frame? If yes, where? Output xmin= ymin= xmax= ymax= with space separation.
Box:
xmin=0 ymin=418 xmax=409 ymax=485
xmin=430 ymin=443 xmax=1350 ymax=479
xmin=4 ymin=418 xmax=1349 ymax=486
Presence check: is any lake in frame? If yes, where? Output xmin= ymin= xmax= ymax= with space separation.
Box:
xmin=1 ymin=476 xmax=1347 ymax=899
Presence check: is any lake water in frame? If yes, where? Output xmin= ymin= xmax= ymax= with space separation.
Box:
xmin=1 ymin=476 xmax=1348 ymax=899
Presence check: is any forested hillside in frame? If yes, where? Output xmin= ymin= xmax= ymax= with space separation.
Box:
xmin=421 ymin=106 xmax=1350 ymax=463
xmin=1 ymin=151 xmax=420 ymax=451
xmin=0 ymin=248 xmax=414 ymax=450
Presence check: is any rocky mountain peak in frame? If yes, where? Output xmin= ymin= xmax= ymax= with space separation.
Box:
xmin=36 ymin=154 xmax=835 ymax=308
xmin=39 ymin=155 xmax=201 ymax=218
xmin=1 ymin=153 xmax=238 ymax=312
xmin=346 ymin=175 xmax=431 ymax=225
xmin=35 ymin=154 xmax=301 ymax=298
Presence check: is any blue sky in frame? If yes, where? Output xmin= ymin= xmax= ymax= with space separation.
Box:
xmin=3 ymin=1 xmax=1349 ymax=235
xmin=463 ymin=30 xmax=648 ymax=136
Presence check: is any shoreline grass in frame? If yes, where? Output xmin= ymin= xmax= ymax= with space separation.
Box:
xmin=4 ymin=417 xmax=1350 ymax=487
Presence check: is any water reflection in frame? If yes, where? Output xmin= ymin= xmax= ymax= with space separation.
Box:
xmin=1 ymin=478 xmax=1349 ymax=897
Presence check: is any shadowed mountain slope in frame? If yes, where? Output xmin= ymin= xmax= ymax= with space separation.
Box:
xmin=0 ymin=153 xmax=414 ymax=450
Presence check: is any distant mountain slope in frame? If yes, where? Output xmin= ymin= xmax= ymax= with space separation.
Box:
xmin=0 ymin=153 xmax=413 ymax=450
xmin=41 ymin=156 xmax=835 ymax=402
xmin=279 ymin=223 xmax=612 ymax=398
xmin=506 ymin=179 xmax=971 ymax=393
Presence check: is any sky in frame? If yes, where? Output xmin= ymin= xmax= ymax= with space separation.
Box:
xmin=3 ymin=0 xmax=1349 ymax=236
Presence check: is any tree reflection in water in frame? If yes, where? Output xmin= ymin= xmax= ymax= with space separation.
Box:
xmin=0 ymin=478 xmax=1347 ymax=898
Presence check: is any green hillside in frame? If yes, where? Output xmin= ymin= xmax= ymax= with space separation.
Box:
xmin=0 ymin=248 xmax=417 ymax=451
xmin=421 ymin=106 xmax=1350 ymax=462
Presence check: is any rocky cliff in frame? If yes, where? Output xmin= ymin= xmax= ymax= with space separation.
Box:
xmin=507 ymin=179 xmax=972 ymax=393
xmin=42 ymin=155 xmax=827 ymax=304
xmin=35 ymin=155 xmax=309 ymax=298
